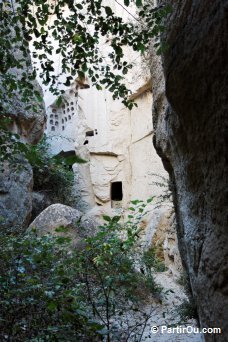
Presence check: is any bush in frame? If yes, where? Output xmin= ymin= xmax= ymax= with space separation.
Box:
xmin=142 ymin=247 xmax=166 ymax=272
xmin=176 ymin=272 xmax=198 ymax=321
xmin=0 ymin=202 xmax=162 ymax=341
xmin=0 ymin=234 xmax=102 ymax=341
xmin=25 ymin=135 xmax=84 ymax=207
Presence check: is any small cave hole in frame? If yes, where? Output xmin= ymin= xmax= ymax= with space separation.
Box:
xmin=111 ymin=182 xmax=123 ymax=201
xmin=86 ymin=130 xmax=94 ymax=137
xmin=83 ymin=140 xmax=89 ymax=145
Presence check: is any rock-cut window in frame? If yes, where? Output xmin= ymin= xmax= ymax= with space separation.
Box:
xmin=111 ymin=182 xmax=123 ymax=201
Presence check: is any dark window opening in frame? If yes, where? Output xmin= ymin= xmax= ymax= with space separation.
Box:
xmin=86 ymin=130 xmax=94 ymax=137
xmin=83 ymin=140 xmax=89 ymax=145
xmin=51 ymin=126 xmax=55 ymax=131
xmin=111 ymin=182 xmax=123 ymax=201
xmin=62 ymin=126 xmax=65 ymax=131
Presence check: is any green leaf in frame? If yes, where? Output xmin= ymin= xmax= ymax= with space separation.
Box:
xmin=103 ymin=215 xmax=111 ymax=222
xmin=47 ymin=302 xmax=57 ymax=311
xmin=104 ymin=6 xmax=113 ymax=16
xmin=112 ymin=216 xmax=121 ymax=223
xmin=136 ymin=0 xmax=142 ymax=7
xmin=55 ymin=226 xmax=69 ymax=233
xmin=56 ymin=96 xmax=62 ymax=107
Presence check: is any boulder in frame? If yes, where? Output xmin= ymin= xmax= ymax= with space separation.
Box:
xmin=29 ymin=203 xmax=82 ymax=235
xmin=28 ymin=204 xmax=99 ymax=248
xmin=0 ymin=158 xmax=33 ymax=234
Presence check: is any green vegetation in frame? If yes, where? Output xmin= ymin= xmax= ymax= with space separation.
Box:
xmin=0 ymin=202 xmax=163 ymax=341
xmin=26 ymin=135 xmax=85 ymax=206
xmin=176 ymin=272 xmax=198 ymax=321
xmin=142 ymin=246 xmax=166 ymax=273
xmin=0 ymin=129 xmax=84 ymax=206
xmin=0 ymin=0 xmax=172 ymax=111
xmin=149 ymin=173 xmax=173 ymax=208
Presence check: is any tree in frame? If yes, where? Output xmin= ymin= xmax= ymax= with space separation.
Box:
xmin=0 ymin=0 xmax=172 ymax=112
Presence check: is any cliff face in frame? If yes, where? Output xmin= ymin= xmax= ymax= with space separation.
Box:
xmin=152 ymin=0 xmax=228 ymax=339
xmin=0 ymin=14 xmax=46 ymax=232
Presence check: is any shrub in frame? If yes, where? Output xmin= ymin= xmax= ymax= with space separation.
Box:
xmin=0 ymin=233 xmax=102 ymax=341
xmin=25 ymin=135 xmax=84 ymax=207
xmin=176 ymin=272 xmax=198 ymax=321
xmin=142 ymin=246 xmax=166 ymax=272
xmin=0 ymin=202 xmax=162 ymax=341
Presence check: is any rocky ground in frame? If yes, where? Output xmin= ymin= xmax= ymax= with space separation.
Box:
xmin=140 ymin=272 xmax=203 ymax=342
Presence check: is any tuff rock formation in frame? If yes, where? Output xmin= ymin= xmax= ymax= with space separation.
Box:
xmin=28 ymin=203 xmax=97 ymax=245
xmin=31 ymin=191 xmax=52 ymax=222
xmin=152 ymin=0 xmax=228 ymax=339
xmin=29 ymin=204 xmax=81 ymax=235
xmin=0 ymin=158 xmax=33 ymax=233
xmin=0 ymin=5 xmax=46 ymax=233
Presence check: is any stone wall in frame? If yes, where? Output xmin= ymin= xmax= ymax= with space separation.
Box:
xmin=152 ymin=0 xmax=228 ymax=339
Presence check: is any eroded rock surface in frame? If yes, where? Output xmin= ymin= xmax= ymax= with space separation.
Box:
xmin=152 ymin=0 xmax=228 ymax=339
xmin=28 ymin=203 xmax=97 ymax=246
xmin=0 ymin=158 xmax=33 ymax=233
xmin=31 ymin=191 xmax=52 ymax=222
xmin=29 ymin=203 xmax=81 ymax=235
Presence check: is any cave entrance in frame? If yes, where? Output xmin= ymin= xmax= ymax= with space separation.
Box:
xmin=111 ymin=181 xmax=123 ymax=208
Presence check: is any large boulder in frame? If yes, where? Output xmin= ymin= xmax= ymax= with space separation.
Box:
xmin=28 ymin=204 xmax=97 ymax=245
xmin=0 ymin=158 xmax=33 ymax=234
xmin=152 ymin=0 xmax=228 ymax=339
